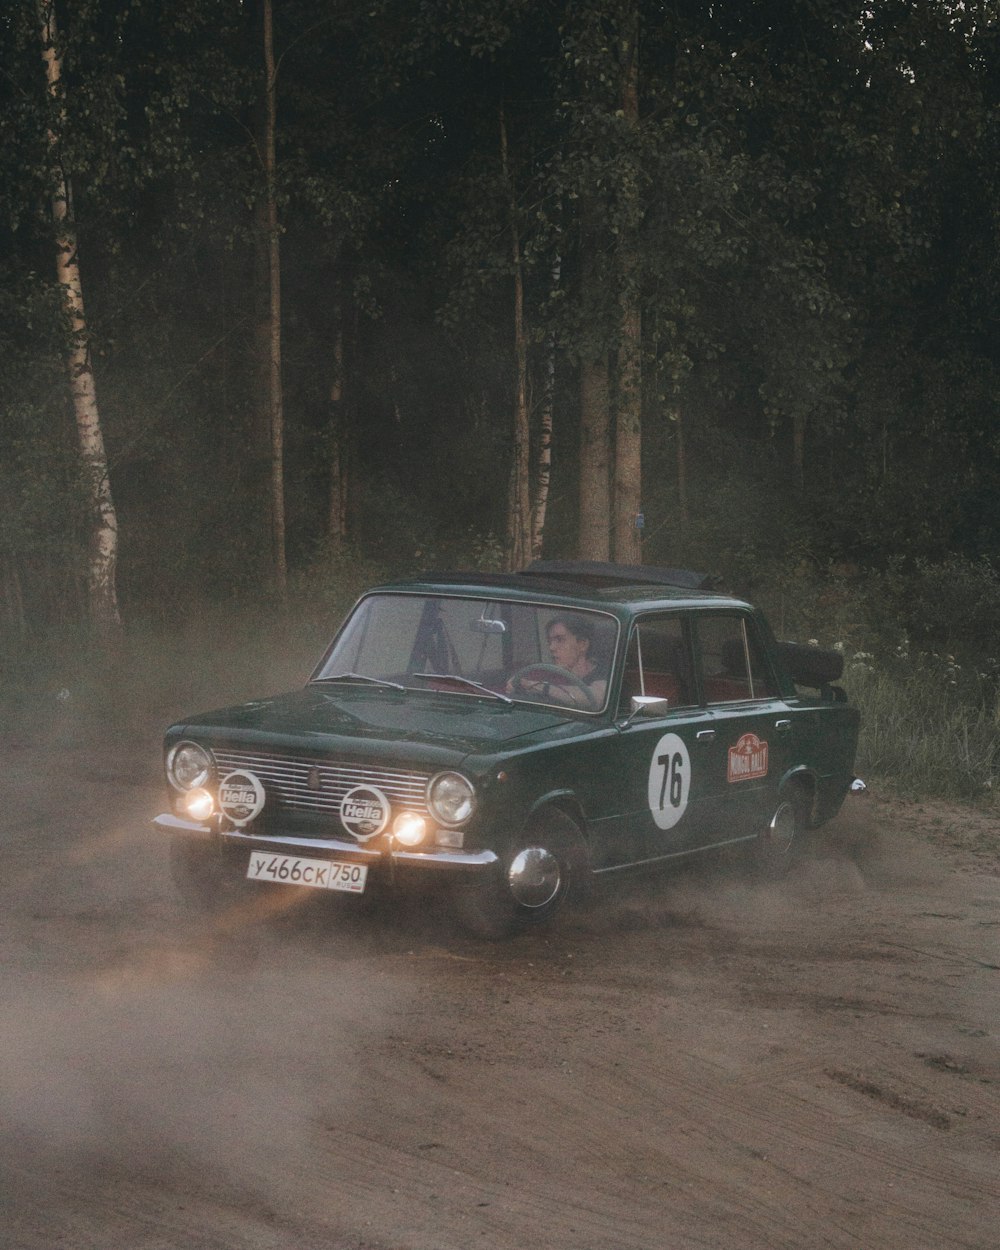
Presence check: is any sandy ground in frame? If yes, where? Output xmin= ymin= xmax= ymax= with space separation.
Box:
xmin=2 ymin=717 xmax=998 ymax=1250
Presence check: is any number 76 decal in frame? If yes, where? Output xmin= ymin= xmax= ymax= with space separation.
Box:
xmin=647 ymin=733 xmax=691 ymax=829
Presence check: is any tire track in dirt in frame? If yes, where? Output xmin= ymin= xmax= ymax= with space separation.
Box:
xmin=3 ymin=742 xmax=999 ymax=1250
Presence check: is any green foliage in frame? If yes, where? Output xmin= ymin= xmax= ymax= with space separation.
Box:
xmin=899 ymin=558 xmax=1000 ymax=653
xmin=2 ymin=0 xmax=999 ymax=720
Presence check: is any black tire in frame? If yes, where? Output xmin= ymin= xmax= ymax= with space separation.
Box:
xmin=754 ymin=788 xmax=810 ymax=879
xmin=450 ymin=808 xmax=584 ymax=939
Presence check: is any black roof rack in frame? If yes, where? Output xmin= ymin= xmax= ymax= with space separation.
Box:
xmin=521 ymin=561 xmax=721 ymax=592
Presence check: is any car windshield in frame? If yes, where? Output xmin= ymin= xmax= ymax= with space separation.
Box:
xmin=313 ymin=593 xmax=619 ymax=714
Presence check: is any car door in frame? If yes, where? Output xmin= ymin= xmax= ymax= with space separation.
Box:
xmin=688 ymin=610 xmax=795 ymax=845
xmin=613 ymin=613 xmax=721 ymax=864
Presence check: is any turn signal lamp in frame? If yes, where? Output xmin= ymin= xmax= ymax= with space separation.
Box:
xmin=434 ymin=828 xmax=464 ymax=849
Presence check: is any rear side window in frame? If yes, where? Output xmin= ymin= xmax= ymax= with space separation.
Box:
xmin=696 ymin=614 xmax=778 ymax=703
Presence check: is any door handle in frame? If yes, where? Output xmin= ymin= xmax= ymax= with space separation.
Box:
xmin=696 ymin=729 xmax=716 ymax=742
xmin=775 ymin=719 xmax=792 ymax=732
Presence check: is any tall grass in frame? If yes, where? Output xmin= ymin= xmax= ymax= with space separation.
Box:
xmin=846 ymin=659 xmax=999 ymax=803
xmin=750 ymin=556 xmax=1000 ymax=805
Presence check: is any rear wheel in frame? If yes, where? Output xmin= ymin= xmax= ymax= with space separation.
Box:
xmin=451 ymin=809 xmax=584 ymax=939
xmin=755 ymin=788 xmax=810 ymax=878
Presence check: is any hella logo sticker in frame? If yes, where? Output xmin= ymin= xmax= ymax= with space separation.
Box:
xmin=340 ymin=785 xmax=390 ymax=840
xmin=218 ymin=769 xmax=266 ymax=826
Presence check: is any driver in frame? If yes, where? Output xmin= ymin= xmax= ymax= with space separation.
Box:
xmin=509 ymin=615 xmax=609 ymax=708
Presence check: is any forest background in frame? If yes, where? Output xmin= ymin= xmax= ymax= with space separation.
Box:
xmin=2 ymin=0 xmax=999 ymax=801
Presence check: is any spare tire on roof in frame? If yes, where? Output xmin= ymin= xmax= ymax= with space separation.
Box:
xmin=776 ymin=641 xmax=844 ymax=689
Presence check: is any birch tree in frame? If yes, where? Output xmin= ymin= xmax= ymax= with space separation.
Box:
xmin=37 ymin=0 xmax=121 ymax=639
xmin=530 ymin=256 xmax=560 ymax=561
xmin=611 ymin=1 xmax=642 ymax=563
xmin=500 ymin=104 xmax=531 ymax=570
xmin=577 ymin=192 xmax=612 ymax=562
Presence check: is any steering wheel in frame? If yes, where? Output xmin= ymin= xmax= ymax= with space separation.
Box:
xmin=508 ymin=663 xmax=599 ymax=710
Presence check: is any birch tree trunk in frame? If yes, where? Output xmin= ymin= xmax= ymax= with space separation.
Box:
xmin=578 ymin=196 xmax=611 ymax=560
xmin=500 ymin=106 xmax=531 ymax=571
xmin=38 ymin=0 xmax=121 ymax=640
xmin=530 ymin=256 xmax=560 ymax=561
xmin=578 ymin=356 xmax=611 ymax=560
xmin=261 ymin=0 xmax=287 ymax=597
xmin=530 ymin=352 xmax=553 ymax=561
xmin=613 ymin=294 xmax=643 ymax=563
xmin=611 ymin=3 xmax=642 ymax=564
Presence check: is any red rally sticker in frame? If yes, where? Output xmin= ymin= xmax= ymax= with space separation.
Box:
xmin=728 ymin=732 xmax=769 ymax=783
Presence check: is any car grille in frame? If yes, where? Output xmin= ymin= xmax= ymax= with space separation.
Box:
xmin=212 ymin=748 xmax=431 ymax=819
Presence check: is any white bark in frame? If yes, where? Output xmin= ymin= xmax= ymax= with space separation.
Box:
xmin=38 ymin=0 xmax=121 ymax=638
xmin=501 ymin=106 xmax=531 ymax=571
xmin=611 ymin=4 xmax=642 ymax=565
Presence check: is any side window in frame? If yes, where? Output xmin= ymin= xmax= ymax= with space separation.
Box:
xmin=618 ymin=615 xmax=694 ymax=712
xmin=696 ymin=615 xmax=778 ymax=703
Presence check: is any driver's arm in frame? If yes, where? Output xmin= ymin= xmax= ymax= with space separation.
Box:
xmin=509 ymin=675 xmax=605 ymax=708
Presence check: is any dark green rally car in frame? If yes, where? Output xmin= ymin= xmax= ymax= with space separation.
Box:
xmin=155 ymin=562 xmax=862 ymax=936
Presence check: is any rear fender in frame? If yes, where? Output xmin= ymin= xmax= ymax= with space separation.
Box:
xmin=778 ymin=766 xmax=818 ymax=827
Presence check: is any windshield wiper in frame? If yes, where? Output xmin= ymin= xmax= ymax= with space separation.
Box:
xmin=310 ymin=672 xmax=405 ymax=690
xmin=411 ymin=673 xmax=513 ymax=704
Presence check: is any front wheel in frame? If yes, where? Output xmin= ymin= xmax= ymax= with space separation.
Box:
xmin=450 ymin=810 xmax=584 ymax=939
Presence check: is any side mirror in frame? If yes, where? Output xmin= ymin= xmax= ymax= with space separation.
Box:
xmin=471 ymin=616 xmax=506 ymax=635
xmin=630 ymin=694 xmax=671 ymax=718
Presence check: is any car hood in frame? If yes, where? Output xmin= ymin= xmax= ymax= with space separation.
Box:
xmin=170 ymin=684 xmax=593 ymax=771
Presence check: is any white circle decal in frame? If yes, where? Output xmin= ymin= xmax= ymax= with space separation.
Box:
xmin=340 ymin=785 xmax=391 ymax=841
xmin=647 ymin=733 xmax=691 ymax=830
xmin=218 ymin=769 xmax=266 ymax=827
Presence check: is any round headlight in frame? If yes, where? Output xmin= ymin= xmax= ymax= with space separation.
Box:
xmin=427 ymin=772 xmax=476 ymax=826
xmin=167 ymin=740 xmax=213 ymax=790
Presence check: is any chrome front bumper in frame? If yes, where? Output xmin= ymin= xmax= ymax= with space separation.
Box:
xmin=152 ymin=813 xmax=498 ymax=874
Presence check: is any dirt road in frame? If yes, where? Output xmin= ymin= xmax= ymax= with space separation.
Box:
xmin=2 ymin=724 xmax=998 ymax=1249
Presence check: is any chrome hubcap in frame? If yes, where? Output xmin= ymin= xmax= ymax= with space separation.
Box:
xmin=508 ymin=846 xmax=562 ymax=908
xmin=767 ymin=802 xmax=796 ymax=855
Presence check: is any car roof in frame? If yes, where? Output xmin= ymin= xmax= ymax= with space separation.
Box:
xmin=371 ymin=561 xmax=752 ymax=614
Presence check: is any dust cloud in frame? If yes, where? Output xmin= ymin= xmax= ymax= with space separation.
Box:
xmin=0 ymin=904 xmax=411 ymax=1199
xmin=3 ymin=639 xmax=998 ymax=1250
xmin=1 ymin=725 xmax=414 ymax=1234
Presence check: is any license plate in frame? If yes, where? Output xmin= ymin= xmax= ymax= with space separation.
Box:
xmin=246 ymin=851 xmax=367 ymax=894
